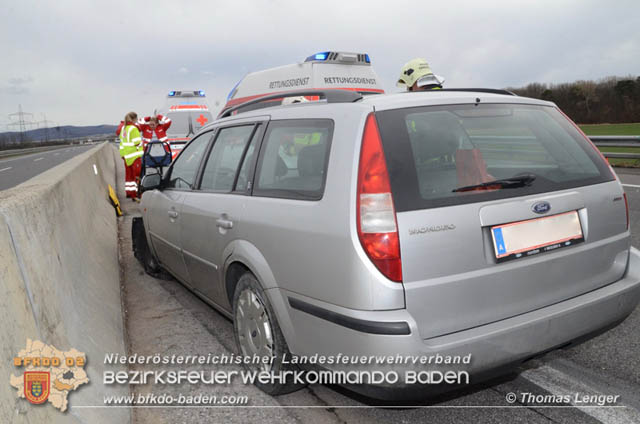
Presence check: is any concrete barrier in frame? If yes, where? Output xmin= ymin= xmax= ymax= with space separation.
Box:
xmin=0 ymin=142 xmax=130 ymax=423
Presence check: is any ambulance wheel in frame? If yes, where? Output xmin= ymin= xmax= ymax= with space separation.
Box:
xmin=232 ymin=272 xmax=306 ymax=395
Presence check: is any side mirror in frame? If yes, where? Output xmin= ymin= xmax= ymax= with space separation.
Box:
xmin=140 ymin=173 xmax=162 ymax=193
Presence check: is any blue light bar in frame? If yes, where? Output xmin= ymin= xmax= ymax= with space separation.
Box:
xmin=227 ymin=79 xmax=242 ymax=101
xmin=198 ymin=90 xmax=205 ymax=96
xmin=365 ymin=54 xmax=371 ymax=63
xmin=305 ymin=51 xmax=330 ymax=62
xmin=168 ymin=91 xmax=176 ymax=96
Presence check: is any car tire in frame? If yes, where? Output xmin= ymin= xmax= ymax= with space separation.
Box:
xmin=232 ymin=272 xmax=306 ymax=395
xmin=132 ymin=217 xmax=172 ymax=280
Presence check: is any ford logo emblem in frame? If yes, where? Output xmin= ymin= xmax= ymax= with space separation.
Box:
xmin=532 ymin=201 xmax=551 ymax=214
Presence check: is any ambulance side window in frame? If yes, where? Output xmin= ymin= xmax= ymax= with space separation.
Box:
xmin=165 ymin=132 xmax=212 ymax=190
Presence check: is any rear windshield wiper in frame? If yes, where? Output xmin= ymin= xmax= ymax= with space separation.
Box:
xmin=452 ymin=174 xmax=536 ymax=193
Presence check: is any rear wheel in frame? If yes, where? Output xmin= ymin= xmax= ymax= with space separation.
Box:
xmin=232 ymin=272 xmax=305 ymax=395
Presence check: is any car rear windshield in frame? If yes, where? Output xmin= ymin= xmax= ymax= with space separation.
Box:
xmin=166 ymin=111 xmax=213 ymax=137
xmin=375 ymin=103 xmax=614 ymax=212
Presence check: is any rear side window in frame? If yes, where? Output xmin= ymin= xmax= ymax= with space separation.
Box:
xmin=376 ymin=104 xmax=613 ymax=211
xmin=199 ymin=125 xmax=255 ymax=192
xmin=254 ymin=120 xmax=333 ymax=200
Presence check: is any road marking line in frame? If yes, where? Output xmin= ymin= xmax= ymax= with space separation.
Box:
xmin=33 ymin=157 xmax=44 ymax=162
xmin=54 ymin=152 xmax=60 ymax=155
xmin=0 ymin=167 xmax=12 ymax=172
xmin=622 ymin=184 xmax=640 ymax=188
xmin=522 ymin=365 xmax=640 ymax=423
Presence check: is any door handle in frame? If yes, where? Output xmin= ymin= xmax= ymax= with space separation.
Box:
xmin=216 ymin=217 xmax=233 ymax=230
xmin=167 ymin=210 xmax=179 ymax=219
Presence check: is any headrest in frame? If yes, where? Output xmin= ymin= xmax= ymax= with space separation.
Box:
xmin=297 ymin=144 xmax=325 ymax=177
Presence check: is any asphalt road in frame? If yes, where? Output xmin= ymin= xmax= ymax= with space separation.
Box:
xmin=0 ymin=144 xmax=96 ymax=190
xmin=119 ymin=167 xmax=640 ymax=424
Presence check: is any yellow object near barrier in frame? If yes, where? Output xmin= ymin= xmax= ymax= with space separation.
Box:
xmin=108 ymin=184 xmax=122 ymax=216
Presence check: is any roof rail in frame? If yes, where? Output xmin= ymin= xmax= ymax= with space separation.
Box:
xmin=218 ymin=90 xmax=363 ymax=118
xmin=417 ymin=88 xmax=516 ymax=96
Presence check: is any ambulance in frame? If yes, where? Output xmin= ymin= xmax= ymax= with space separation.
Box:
xmin=160 ymin=90 xmax=214 ymax=159
xmin=220 ymin=51 xmax=385 ymax=116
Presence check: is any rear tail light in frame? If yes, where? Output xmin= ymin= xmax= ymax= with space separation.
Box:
xmin=356 ymin=113 xmax=402 ymax=282
xmin=624 ymin=192 xmax=630 ymax=230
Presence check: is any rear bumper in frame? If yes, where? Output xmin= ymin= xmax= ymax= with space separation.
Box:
xmin=275 ymin=247 xmax=640 ymax=399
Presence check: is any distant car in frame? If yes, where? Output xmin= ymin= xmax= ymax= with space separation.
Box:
xmin=160 ymin=90 xmax=214 ymax=160
xmin=138 ymin=82 xmax=640 ymax=399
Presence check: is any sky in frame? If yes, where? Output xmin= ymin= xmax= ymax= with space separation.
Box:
xmin=1 ymin=0 xmax=639 ymax=128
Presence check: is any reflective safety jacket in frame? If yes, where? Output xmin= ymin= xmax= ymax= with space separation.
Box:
xmin=116 ymin=121 xmax=140 ymax=137
xmin=119 ymin=124 xmax=143 ymax=166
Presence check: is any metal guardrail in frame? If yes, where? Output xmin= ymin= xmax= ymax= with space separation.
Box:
xmin=590 ymin=136 xmax=640 ymax=160
xmin=0 ymin=144 xmax=75 ymax=159
xmin=0 ymin=135 xmax=117 ymax=159
xmin=471 ymin=135 xmax=640 ymax=160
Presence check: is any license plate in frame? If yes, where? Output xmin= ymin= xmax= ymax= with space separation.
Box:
xmin=491 ymin=211 xmax=584 ymax=262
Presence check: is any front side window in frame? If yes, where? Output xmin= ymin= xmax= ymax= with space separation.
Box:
xmin=254 ymin=120 xmax=333 ymax=200
xmin=199 ymin=125 xmax=255 ymax=192
xmin=165 ymin=131 xmax=212 ymax=189
xmin=376 ymin=104 xmax=613 ymax=211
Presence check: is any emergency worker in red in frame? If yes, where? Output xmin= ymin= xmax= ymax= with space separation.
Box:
xmin=137 ymin=114 xmax=172 ymax=150
xmin=115 ymin=119 xmax=140 ymax=137
xmin=119 ymin=112 xmax=144 ymax=199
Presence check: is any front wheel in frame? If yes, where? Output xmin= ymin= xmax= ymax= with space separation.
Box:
xmin=131 ymin=217 xmax=171 ymax=280
xmin=232 ymin=272 xmax=305 ymax=395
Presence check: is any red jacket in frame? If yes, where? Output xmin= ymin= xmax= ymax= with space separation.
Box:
xmin=116 ymin=121 xmax=124 ymax=137
xmin=116 ymin=121 xmax=140 ymax=136
xmin=137 ymin=115 xmax=172 ymax=147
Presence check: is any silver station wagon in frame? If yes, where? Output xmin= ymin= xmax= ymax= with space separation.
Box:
xmin=137 ymin=88 xmax=640 ymax=398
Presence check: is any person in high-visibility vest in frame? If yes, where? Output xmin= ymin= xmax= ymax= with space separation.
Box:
xmin=397 ymin=58 xmax=445 ymax=91
xmin=119 ymin=111 xmax=144 ymax=199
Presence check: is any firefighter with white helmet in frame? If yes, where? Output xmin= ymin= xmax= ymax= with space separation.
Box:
xmin=397 ymin=58 xmax=445 ymax=91
xmin=281 ymin=96 xmax=309 ymax=105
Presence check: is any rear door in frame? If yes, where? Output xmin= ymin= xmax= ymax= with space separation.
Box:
xmin=147 ymin=130 xmax=213 ymax=283
xmin=375 ymin=103 xmax=628 ymax=339
xmin=179 ymin=122 xmax=264 ymax=307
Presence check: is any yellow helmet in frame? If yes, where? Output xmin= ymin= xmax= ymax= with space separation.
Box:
xmin=397 ymin=58 xmax=444 ymax=89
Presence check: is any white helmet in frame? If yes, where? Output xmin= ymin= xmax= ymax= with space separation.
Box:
xmin=281 ymin=96 xmax=309 ymax=105
xmin=397 ymin=58 xmax=445 ymax=90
